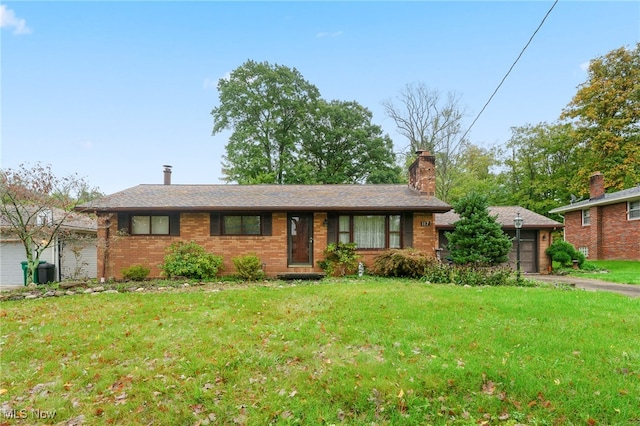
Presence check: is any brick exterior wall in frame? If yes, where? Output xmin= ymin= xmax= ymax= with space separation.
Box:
xmin=97 ymin=211 xmax=438 ymax=280
xmin=564 ymin=203 xmax=640 ymax=260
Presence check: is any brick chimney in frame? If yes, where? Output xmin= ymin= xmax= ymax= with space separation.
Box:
xmin=589 ymin=171 xmax=604 ymax=200
xmin=408 ymin=150 xmax=436 ymax=196
xmin=163 ymin=165 xmax=172 ymax=185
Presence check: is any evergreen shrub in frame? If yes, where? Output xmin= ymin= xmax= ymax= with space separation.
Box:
xmin=545 ymin=240 xmax=585 ymax=268
xmin=233 ymin=253 xmax=265 ymax=281
xmin=121 ymin=264 xmax=150 ymax=281
xmin=160 ymin=241 xmax=224 ymax=280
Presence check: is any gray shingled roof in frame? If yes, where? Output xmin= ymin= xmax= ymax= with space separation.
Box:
xmin=436 ymin=206 xmax=562 ymax=229
xmin=77 ymin=184 xmax=452 ymax=213
xmin=1 ymin=207 xmax=96 ymax=232
xmin=549 ymin=185 xmax=640 ymax=214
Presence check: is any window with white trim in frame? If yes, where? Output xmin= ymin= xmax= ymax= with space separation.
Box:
xmin=582 ymin=209 xmax=591 ymax=226
xmin=578 ymin=246 xmax=589 ymax=258
xmin=628 ymin=200 xmax=640 ymax=220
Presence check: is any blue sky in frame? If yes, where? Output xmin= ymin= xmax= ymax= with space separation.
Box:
xmin=2 ymin=1 xmax=638 ymax=195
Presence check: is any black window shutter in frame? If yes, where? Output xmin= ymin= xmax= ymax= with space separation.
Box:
xmin=117 ymin=213 xmax=130 ymax=234
xmin=327 ymin=213 xmax=337 ymax=244
xmin=262 ymin=213 xmax=272 ymax=236
xmin=210 ymin=212 xmax=221 ymax=236
xmin=169 ymin=213 xmax=180 ymax=236
xmin=403 ymin=212 xmax=413 ymax=248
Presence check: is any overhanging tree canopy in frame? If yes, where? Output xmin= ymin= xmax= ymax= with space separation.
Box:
xmin=561 ymin=43 xmax=640 ymax=192
xmin=211 ymin=60 xmax=401 ymax=184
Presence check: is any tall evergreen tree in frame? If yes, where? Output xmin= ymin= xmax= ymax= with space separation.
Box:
xmin=445 ymin=192 xmax=512 ymax=266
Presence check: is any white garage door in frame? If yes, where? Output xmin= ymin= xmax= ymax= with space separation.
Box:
xmin=1 ymin=241 xmax=27 ymax=285
xmin=61 ymin=243 xmax=97 ymax=280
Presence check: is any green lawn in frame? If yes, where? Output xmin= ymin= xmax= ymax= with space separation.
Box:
xmin=571 ymin=260 xmax=640 ymax=285
xmin=1 ymin=278 xmax=639 ymax=425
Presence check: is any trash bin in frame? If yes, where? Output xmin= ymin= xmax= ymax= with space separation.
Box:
xmin=38 ymin=263 xmax=56 ymax=284
xmin=21 ymin=260 xmax=46 ymax=285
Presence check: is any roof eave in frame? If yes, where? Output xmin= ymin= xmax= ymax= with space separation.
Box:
xmin=550 ymin=194 xmax=640 ymax=214
xmin=82 ymin=206 xmax=453 ymax=213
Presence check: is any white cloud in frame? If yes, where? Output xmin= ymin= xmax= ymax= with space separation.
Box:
xmin=579 ymin=61 xmax=590 ymax=72
xmin=0 ymin=5 xmax=32 ymax=35
xmin=316 ymin=31 xmax=343 ymax=38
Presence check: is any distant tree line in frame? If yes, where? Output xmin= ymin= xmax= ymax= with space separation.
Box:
xmin=211 ymin=43 xmax=639 ymax=221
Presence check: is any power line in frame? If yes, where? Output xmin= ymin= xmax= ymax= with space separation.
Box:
xmin=461 ymin=0 xmax=559 ymax=143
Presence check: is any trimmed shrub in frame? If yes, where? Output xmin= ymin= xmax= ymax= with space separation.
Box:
xmin=233 ymin=253 xmax=265 ymax=281
xmin=452 ymin=265 xmax=512 ymax=287
xmin=371 ymin=249 xmax=436 ymax=278
xmin=422 ymin=262 xmax=454 ymax=284
xmin=545 ymin=240 xmax=586 ymax=268
xmin=121 ymin=264 xmax=150 ymax=281
xmin=159 ymin=241 xmax=224 ymax=280
xmin=318 ymin=242 xmax=360 ymax=277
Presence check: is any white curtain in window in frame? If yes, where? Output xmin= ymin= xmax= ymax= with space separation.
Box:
xmin=152 ymin=216 xmax=169 ymax=234
xmin=132 ymin=216 xmax=150 ymax=234
xmin=354 ymin=216 xmax=385 ymax=249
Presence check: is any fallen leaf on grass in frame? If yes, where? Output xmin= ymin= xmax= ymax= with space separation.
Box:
xmin=482 ymin=381 xmax=495 ymax=395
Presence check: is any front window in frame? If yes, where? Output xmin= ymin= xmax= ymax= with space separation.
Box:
xmin=582 ymin=209 xmax=591 ymax=226
xmin=131 ymin=215 xmax=169 ymax=235
xmin=223 ymin=215 xmax=261 ymax=235
xmin=339 ymin=214 xmax=402 ymax=249
xmin=629 ymin=200 xmax=640 ymax=220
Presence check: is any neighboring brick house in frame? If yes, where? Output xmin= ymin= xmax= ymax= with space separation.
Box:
xmin=436 ymin=207 xmax=562 ymax=274
xmin=549 ymin=172 xmax=640 ymax=260
xmin=78 ymin=151 xmax=451 ymax=280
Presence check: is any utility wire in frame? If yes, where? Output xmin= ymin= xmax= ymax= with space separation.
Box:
xmin=460 ymin=0 xmax=559 ymax=143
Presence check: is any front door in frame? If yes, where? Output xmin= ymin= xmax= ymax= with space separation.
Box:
xmin=288 ymin=213 xmax=313 ymax=265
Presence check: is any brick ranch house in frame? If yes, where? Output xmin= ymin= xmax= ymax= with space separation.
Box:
xmin=549 ymin=172 xmax=640 ymax=261
xmin=78 ymin=151 xmax=453 ymax=280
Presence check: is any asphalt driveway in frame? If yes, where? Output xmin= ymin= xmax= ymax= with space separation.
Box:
xmin=531 ymin=274 xmax=640 ymax=298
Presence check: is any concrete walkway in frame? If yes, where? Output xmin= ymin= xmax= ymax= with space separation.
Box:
xmin=530 ymin=274 xmax=640 ymax=298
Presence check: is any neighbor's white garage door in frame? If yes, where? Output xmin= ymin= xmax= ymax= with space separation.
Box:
xmin=1 ymin=241 xmax=26 ymax=285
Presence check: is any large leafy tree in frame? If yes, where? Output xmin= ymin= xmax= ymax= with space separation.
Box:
xmin=561 ymin=43 xmax=640 ymax=192
xmin=211 ymin=60 xmax=400 ymax=184
xmin=301 ymin=100 xmax=401 ymax=184
xmin=211 ymin=60 xmax=320 ymax=184
xmin=382 ymin=83 xmax=467 ymax=202
xmin=499 ymin=122 xmax=579 ymax=218
xmin=1 ymin=163 xmax=91 ymax=284
xmin=445 ymin=192 xmax=512 ymax=266
xmin=447 ymin=143 xmax=504 ymax=205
